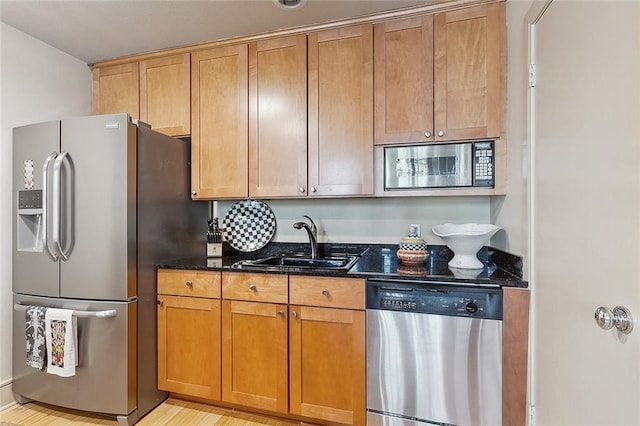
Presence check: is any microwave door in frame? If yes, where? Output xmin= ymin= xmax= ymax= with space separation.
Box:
xmin=384 ymin=143 xmax=473 ymax=189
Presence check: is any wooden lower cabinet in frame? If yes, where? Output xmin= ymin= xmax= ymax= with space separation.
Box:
xmin=157 ymin=294 xmax=221 ymax=400
xmin=221 ymin=300 xmax=288 ymax=413
xmin=289 ymin=305 xmax=366 ymax=426
xmin=158 ymin=270 xmax=366 ymax=425
xmin=157 ymin=269 xmax=222 ymax=400
xmin=503 ymin=287 xmax=530 ymax=426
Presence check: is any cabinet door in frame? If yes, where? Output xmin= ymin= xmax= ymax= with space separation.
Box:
xmin=249 ymin=35 xmax=307 ymax=198
xmin=92 ymin=62 xmax=139 ymax=119
xmin=434 ymin=2 xmax=505 ymax=141
xmin=290 ymin=306 xmax=365 ymax=425
xmin=157 ymin=295 xmax=221 ymax=400
xmin=374 ymin=15 xmax=434 ymax=144
xmin=308 ymin=25 xmax=374 ymax=196
xmin=222 ymin=300 xmax=288 ymax=413
xmin=191 ymin=45 xmax=249 ymax=199
xmin=140 ymin=53 xmax=191 ymax=137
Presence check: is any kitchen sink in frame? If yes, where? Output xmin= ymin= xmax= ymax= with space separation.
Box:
xmin=233 ymin=255 xmax=360 ymax=272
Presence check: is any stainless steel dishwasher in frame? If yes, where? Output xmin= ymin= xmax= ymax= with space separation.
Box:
xmin=366 ymin=278 xmax=503 ymax=426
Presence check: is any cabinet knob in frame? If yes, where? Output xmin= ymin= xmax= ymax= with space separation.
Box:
xmin=277 ymin=310 xmax=284 ymax=317
xmin=424 ymin=131 xmax=432 ymax=138
xmin=249 ymin=284 xmax=257 ymax=292
xmin=157 ymin=300 xmax=164 ymax=307
xmin=291 ymin=311 xmax=298 ymax=318
xmin=310 ymin=186 xmax=317 ymax=193
xmin=191 ymin=190 xmax=197 ymax=195
xmin=322 ymin=289 xmax=329 ymax=297
xmin=299 ymin=187 xmax=306 ymax=193
xmin=185 ymin=281 xmax=193 ymax=288
xmin=437 ymin=130 xmax=446 ymax=137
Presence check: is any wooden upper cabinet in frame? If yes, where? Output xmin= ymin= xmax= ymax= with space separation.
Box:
xmin=249 ymin=35 xmax=307 ymax=198
xmin=374 ymin=15 xmax=434 ymax=144
xmin=434 ymin=2 xmax=505 ymax=141
xmin=92 ymin=63 xmax=139 ymax=119
xmin=191 ymin=45 xmax=249 ymax=199
xmin=140 ymin=53 xmax=191 ymax=137
xmin=308 ymin=24 xmax=374 ymax=197
xmin=374 ymin=2 xmax=505 ymax=144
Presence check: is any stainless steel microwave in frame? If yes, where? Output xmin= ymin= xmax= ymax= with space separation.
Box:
xmin=383 ymin=141 xmax=494 ymax=190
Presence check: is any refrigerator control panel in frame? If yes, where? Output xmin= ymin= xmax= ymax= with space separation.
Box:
xmin=18 ymin=190 xmax=42 ymax=210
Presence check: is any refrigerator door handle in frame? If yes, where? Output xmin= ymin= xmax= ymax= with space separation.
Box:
xmin=52 ymin=152 xmax=73 ymax=261
xmin=42 ymin=152 xmax=59 ymax=261
xmin=14 ymin=303 xmax=117 ymax=318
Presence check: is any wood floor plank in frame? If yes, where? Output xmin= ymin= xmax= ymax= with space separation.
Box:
xmin=0 ymin=398 xmax=302 ymax=425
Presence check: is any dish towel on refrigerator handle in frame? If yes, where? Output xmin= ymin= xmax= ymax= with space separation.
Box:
xmin=45 ymin=308 xmax=77 ymax=377
xmin=25 ymin=306 xmax=47 ymax=371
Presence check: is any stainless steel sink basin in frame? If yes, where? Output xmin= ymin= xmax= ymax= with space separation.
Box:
xmin=234 ymin=255 xmax=359 ymax=272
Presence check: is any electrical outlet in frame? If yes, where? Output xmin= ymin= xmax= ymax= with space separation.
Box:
xmin=410 ymin=223 xmax=421 ymax=237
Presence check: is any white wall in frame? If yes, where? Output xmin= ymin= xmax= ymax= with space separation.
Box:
xmin=491 ymin=0 xmax=533 ymax=274
xmin=0 ymin=23 xmax=91 ymax=409
xmin=219 ymin=196 xmax=491 ymax=244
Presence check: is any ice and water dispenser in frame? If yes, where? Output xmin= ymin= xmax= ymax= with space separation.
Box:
xmin=17 ymin=189 xmax=44 ymax=252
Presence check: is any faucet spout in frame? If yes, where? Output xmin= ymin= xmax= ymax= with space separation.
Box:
xmin=293 ymin=216 xmax=319 ymax=258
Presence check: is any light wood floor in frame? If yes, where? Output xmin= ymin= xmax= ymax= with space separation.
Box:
xmin=0 ymin=398 xmax=303 ymax=425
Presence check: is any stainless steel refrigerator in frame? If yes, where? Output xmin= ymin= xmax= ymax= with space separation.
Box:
xmin=12 ymin=113 xmax=207 ymax=425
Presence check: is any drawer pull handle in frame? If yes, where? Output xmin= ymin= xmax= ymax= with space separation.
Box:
xmin=277 ymin=310 xmax=284 ymax=317
xmin=185 ymin=281 xmax=193 ymax=288
xmin=291 ymin=311 xmax=298 ymax=318
xmin=322 ymin=289 xmax=329 ymax=297
xmin=157 ymin=300 xmax=164 ymax=307
xmin=249 ymin=284 xmax=257 ymax=292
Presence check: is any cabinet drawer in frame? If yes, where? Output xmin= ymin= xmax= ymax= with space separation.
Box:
xmin=289 ymin=276 xmax=365 ymax=310
xmin=222 ymin=272 xmax=288 ymax=304
xmin=157 ymin=269 xmax=221 ymax=298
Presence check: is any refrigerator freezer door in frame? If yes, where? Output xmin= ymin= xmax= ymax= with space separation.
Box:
xmin=59 ymin=114 xmax=136 ymax=300
xmin=12 ymin=294 xmax=137 ymax=417
xmin=13 ymin=120 xmax=61 ymax=297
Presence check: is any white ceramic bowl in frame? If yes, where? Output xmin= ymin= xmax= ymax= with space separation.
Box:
xmin=432 ymin=223 xmax=500 ymax=269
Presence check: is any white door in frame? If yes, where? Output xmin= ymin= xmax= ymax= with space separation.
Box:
xmin=529 ymin=1 xmax=640 ymax=424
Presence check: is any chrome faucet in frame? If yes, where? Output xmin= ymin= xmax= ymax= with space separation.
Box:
xmin=293 ymin=215 xmax=318 ymax=259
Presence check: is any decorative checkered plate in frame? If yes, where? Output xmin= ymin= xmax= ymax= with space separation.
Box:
xmin=222 ymin=200 xmax=276 ymax=252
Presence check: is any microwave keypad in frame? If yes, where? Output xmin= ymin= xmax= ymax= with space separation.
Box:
xmin=473 ymin=142 xmax=494 ymax=187
xmin=475 ymin=150 xmax=493 ymax=178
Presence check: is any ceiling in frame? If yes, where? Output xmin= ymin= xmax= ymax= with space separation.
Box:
xmin=0 ymin=0 xmax=430 ymax=65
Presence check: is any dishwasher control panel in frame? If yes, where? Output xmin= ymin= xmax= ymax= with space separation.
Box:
xmin=366 ymin=279 xmax=502 ymax=320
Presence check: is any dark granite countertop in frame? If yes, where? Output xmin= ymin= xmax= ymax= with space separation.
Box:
xmin=157 ymin=242 xmax=527 ymax=288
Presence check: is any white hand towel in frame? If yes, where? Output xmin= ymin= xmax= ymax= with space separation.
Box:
xmin=45 ymin=308 xmax=77 ymax=377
